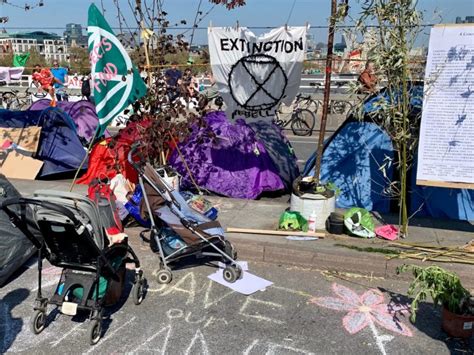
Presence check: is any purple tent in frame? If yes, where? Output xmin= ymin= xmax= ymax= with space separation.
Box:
xmin=29 ymin=100 xmax=109 ymax=143
xmin=169 ymin=111 xmax=285 ymax=199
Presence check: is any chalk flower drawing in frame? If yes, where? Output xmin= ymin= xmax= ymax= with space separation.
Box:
xmin=309 ymin=283 xmax=412 ymax=337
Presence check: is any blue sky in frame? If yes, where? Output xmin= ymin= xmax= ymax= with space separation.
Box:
xmin=1 ymin=0 xmax=473 ymax=46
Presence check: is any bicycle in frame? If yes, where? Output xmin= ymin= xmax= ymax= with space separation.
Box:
xmin=302 ymin=82 xmax=354 ymax=116
xmin=275 ymin=104 xmax=316 ymax=136
xmin=1 ymin=85 xmax=46 ymax=110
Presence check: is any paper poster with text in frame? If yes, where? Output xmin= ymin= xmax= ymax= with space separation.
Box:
xmin=208 ymin=26 xmax=307 ymax=121
xmin=417 ymin=24 xmax=474 ymax=188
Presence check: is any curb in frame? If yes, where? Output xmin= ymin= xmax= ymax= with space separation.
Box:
xmin=227 ymin=235 xmax=474 ymax=289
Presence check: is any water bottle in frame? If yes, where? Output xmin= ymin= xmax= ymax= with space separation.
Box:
xmin=308 ymin=210 xmax=317 ymax=232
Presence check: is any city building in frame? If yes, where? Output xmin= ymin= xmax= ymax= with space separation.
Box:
xmin=63 ymin=23 xmax=87 ymax=47
xmin=455 ymin=16 xmax=474 ymax=24
xmin=0 ymin=31 xmax=69 ymax=62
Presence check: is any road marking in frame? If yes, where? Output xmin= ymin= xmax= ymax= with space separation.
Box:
xmin=50 ymin=322 xmax=83 ymax=347
xmin=203 ymin=279 xmax=235 ymax=309
xmin=239 ymin=296 xmax=284 ymax=324
xmin=160 ymin=272 xmax=197 ymax=305
xmin=265 ymin=342 xmax=315 ymax=355
xmin=243 ymin=339 xmax=260 ymax=355
xmin=85 ymin=316 xmax=136 ymax=354
xmin=184 ymin=329 xmax=210 ymax=355
xmin=130 ymin=324 xmax=172 ymax=354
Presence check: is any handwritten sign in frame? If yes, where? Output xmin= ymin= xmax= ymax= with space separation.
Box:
xmin=417 ymin=24 xmax=474 ymax=188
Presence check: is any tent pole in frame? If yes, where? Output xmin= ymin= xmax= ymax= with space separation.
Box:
xmin=69 ymin=129 xmax=97 ymax=192
xmin=313 ymin=0 xmax=337 ymax=185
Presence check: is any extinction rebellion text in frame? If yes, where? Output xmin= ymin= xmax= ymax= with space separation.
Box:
xmin=220 ymin=38 xmax=304 ymax=54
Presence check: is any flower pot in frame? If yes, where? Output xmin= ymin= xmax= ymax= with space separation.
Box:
xmin=442 ymin=307 xmax=474 ymax=339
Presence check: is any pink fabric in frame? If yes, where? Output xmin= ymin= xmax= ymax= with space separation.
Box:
xmin=375 ymin=225 xmax=398 ymax=240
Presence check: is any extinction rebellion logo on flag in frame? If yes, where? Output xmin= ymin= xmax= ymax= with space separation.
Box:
xmin=208 ymin=26 xmax=307 ymax=122
xmin=87 ymin=4 xmax=146 ymax=134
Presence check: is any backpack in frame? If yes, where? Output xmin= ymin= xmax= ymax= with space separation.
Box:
xmin=81 ymin=77 xmax=91 ymax=97
xmin=88 ymin=178 xmax=124 ymax=234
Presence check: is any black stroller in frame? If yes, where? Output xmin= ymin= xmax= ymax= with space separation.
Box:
xmin=128 ymin=145 xmax=242 ymax=284
xmin=0 ymin=190 xmax=146 ymax=345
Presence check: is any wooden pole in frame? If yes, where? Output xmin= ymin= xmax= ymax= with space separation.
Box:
xmin=314 ymin=0 xmax=337 ymax=185
xmin=227 ymin=227 xmax=325 ymax=238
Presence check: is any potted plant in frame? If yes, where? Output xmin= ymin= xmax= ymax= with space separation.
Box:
xmin=397 ymin=264 xmax=474 ymax=338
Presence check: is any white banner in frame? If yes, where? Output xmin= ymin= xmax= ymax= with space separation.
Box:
xmin=416 ymin=24 xmax=474 ymax=187
xmin=208 ymin=26 xmax=308 ymax=121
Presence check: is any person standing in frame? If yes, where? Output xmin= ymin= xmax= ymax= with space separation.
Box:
xmin=165 ymin=61 xmax=182 ymax=101
xmin=358 ymin=60 xmax=378 ymax=94
xmin=32 ymin=64 xmax=57 ymax=107
xmin=50 ymin=60 xmax=69 ymax=101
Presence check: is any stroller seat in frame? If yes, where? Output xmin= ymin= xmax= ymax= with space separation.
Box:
xmin=130 ymin=156 xmax=242 ymax=285
xmin=1 ymin=190 xmax=147 ymax=346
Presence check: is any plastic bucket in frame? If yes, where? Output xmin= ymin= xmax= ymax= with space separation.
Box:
xmin=326 ymin=214 xmax=344 ymax=234
xmin=290 ymin=193 xmax=335 ymax=230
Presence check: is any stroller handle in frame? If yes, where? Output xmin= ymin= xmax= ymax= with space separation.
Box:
xmin=1 ymin=197 xmax=84 ymax=230
xmin=128 ymin=142 xmax=143 ymax=171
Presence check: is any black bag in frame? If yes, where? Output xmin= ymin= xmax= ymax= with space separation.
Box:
xmin=0 ymin=174 xmax=40 ymax=286
xmin=81 ymin=77 xmax=91 ymax=97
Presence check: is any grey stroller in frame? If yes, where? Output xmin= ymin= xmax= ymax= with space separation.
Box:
xmin=128 ymin=145 xmax=242 ymax=284
xmin=0 ymin=190 xmax=146 ymax=345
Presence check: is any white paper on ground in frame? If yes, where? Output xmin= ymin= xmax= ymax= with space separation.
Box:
xmin=208 ymin=270 xmax=273 ymax=295
xmin=217 ymin=261 xmax=249 ymax=271
xmin=285 ymin=236 xmax=319 ymax=241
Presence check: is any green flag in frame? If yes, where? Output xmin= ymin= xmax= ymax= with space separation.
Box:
xmin=13 ymin=53 xmax=30 ymax=67
xmin=87 ymin=3 xmax=147 ymax=135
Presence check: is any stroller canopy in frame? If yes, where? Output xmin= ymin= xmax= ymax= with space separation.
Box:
xmin=34 ymin=189 xmax=105 ymax=250
xmin=0 ymin=108 xmax=87 ymax=177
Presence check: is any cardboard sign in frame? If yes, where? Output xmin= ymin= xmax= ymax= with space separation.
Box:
xmin=0 ymin=127 xmax=41 ymax=153
xmin=0 ymin=152 xmax=43 ymax=180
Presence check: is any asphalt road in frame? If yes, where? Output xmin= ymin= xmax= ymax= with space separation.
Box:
xmin=1 ymin=238 xmax=472 ymax=354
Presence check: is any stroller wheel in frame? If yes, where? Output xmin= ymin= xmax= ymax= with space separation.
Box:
xmin=156 ymin=268 xmax=172 ymax=284
xmin=224 ymin=240 xmax=238 ymax=260
xmin=132 ymin=278 xmax=147 ymax=305
xmin=223 ymin=265 xmax=242 ymax=283
xmin=88 ymin=319 xmax=102 ymax=345
xmin=31 ymin=310 xmax=46 ymax=334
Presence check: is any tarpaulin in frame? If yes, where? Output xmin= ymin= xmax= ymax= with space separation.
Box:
xmin=0 ymin=174 xmax=40 ymax=286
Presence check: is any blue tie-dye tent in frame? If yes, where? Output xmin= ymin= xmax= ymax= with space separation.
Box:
xmin=303 ymin=85 xmax=473 ymax=221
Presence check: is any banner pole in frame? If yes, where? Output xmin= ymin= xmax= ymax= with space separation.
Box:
xmin=313 ymin=0 xmax=337 ymax=185
xmin=69 ymin=128 xmax=98 ymax=192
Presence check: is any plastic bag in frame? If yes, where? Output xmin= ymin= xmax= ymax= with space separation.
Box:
xmin=124 ymin=185 xmax=151 ymax=228
xmin=278 ymin=211 xmax=308 ymax=232
xmin=343 ymin=207 xmax=375 ymax=238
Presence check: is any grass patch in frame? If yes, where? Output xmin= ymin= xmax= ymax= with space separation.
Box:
xmin=334 ymin=243 xmax=401 ymax=255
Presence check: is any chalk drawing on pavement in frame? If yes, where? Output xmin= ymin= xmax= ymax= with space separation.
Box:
xmin=309 ymin=283 xmax=412 ymax=355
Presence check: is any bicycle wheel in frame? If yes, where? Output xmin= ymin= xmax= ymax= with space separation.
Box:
xmin=291 ymin=109 xmax=315 ymax=136
xmin=331 ymin=100 xmax=350 ymax=115
xmin=296 ymin=97 xmax=319 ymax=113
